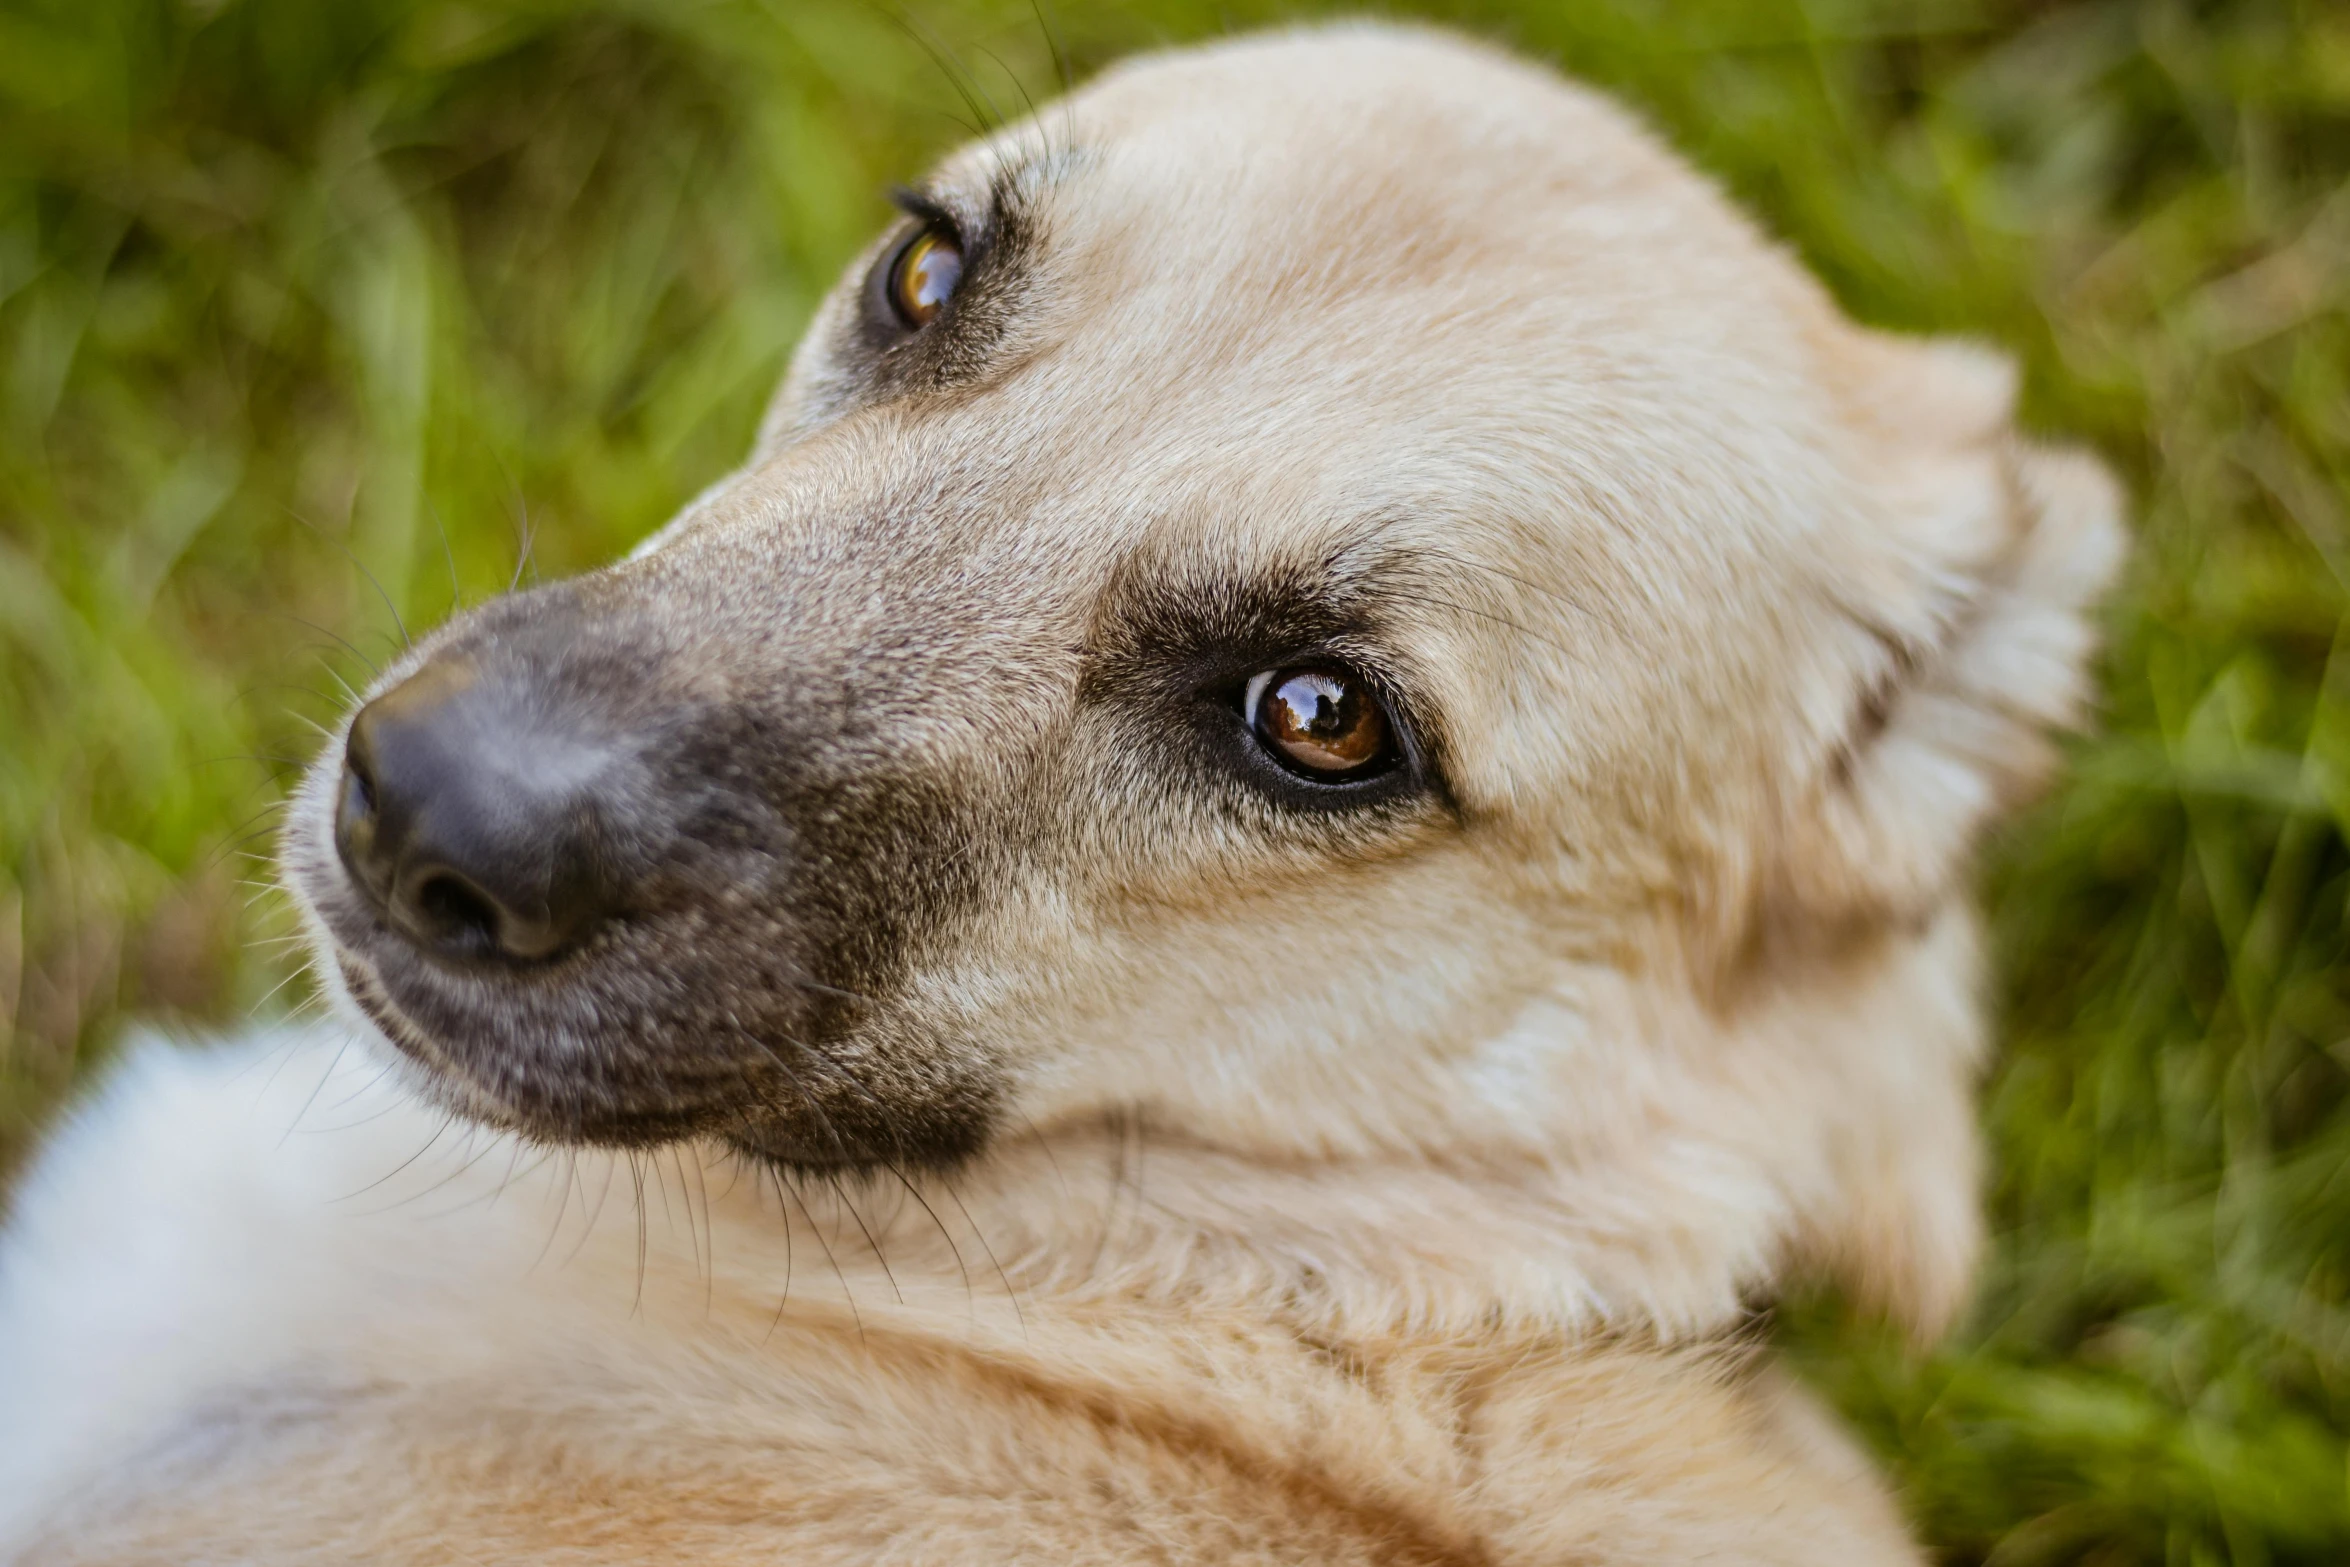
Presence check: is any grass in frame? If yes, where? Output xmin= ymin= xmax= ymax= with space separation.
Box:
xmin=2 ymin=0 xmax=2346 ymax=1559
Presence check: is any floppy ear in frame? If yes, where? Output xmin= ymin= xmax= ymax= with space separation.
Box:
xmin=1774 ymin=338 xmax=2128 ymax=930
xmin=1763 ymin=338 xmax=2125 ymax=1340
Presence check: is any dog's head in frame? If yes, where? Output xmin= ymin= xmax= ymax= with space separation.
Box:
xmin=283 ymin=25 xmax=2122 ymax=1337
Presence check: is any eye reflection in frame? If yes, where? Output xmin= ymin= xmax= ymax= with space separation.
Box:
xmin=889 ymin=230 xmax=963 ymax=327
xmin=1247 ymin=667 xmax=1390 ymax=777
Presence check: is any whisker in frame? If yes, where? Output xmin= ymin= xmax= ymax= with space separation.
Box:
xmin=330 ymin=1112 xmax=453 ymax=1202
xmin=312 ymin=1056 xmax=401 ymax=1117
xmin=980 ymin=45 xmax=1040 ymax=136
xmin=216 ymin=807 xmax=294 ymax=852
xmin=197 ymin=751 xmax=307 ymax=772
xmin=427 ymin=497 xmax=462 ymax=621
xmin=205 ymin=805 xmax=294 ymax=874
xmin=355 ymin=1123 xmax=506 ymax=1216
xmin=689 ymin=1147 xmax=718 ymax=1314
xmin=237 ymin=675 xmax=341 ymax=705
xmin=529 ymin=1148 xmax=582 ymax=1274
xmin=648 ymin=1141 xmax=678 ymax=1239
xmin=1377 ymin=585 xmax=1576 ymax=658
xmin=670 ymin=1146 xmax=705 ymax=1287
xmin=763 ymin=1027 xmax=978 ymax=1324
xmin=277 ymin=1033 xmax=354 ymax=1145
xmin=887 ymin=1163 xmax=974 ymax=1324
xmin=291 ymin=1091 xmax=413 ymax=1136
xmin=231 ymin=1026 xmax=317 ymax=1097
xmin=1029 ymin=0 xmax=1072 ymax=98
xmin=488 ymin=1141 xmax=549 ymax=1214
xmin=778 ymin=1168 xmax=861 ymax=1344
xmin=263 ymin=611 xmax=380 ymax=679
xmin=1013 ymin=1105 xmax=1068 ymax=1196
xmin=558 ymin=1152 xmax=620 ymax=1270
xmin=314 ymin=654 xmax=364 ymax=705
xmin=409 ymin=1141 xmax=556 ymax=1224
xmin=726 ymin=1013 xmax=857 ymax=1171
xmin=284 ymin=509 xmax=410 ymax=649
xmin=762 ymin=1161 xmax=800 ymax=1343
xmin=493 ymin=449 xmax=538 ymax=593
xmin=245 ymin=962 xmax=312 ymax=1019
xmin=1411 ymin=541 xmax=1617 ymax=636
xmin=713 ymin=1150 xmax=751 ymax=1204
xmin=733 ymin=1029 xmax=904 ymax=1307
xmin=942 ymin=1180 xmax=1027 ymax=1338
xmin=889 ymin=8 xmax=1000 ymax=135
xmin=628 ymin=1151 xmax=650 ymax=1316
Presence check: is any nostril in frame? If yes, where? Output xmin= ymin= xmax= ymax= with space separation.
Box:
xmin=412 ymin=872 xmax=503 ymax=956
xmin=333 ymin=657 xmax=625 ymax=967
xmin=341 ymin=757 xmax=375 ymax=821
xmin=334 ymin=746 xmax=386 ymax=905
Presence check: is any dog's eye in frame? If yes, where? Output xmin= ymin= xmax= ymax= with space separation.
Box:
xmin=887 ymin=228 xmax=963 ymax=328
xmin=1246 ymin=667 xmax=1392 ymax=778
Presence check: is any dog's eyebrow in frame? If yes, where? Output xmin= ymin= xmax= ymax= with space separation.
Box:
xmin=1083 ymin=543 xmax=1439 ymax=696
xmin=889 ymin=149 xmax=1042 ymax=250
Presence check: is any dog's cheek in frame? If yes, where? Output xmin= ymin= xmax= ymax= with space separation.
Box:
xmin=783 ymin=769 xmax=1002 ymax=1001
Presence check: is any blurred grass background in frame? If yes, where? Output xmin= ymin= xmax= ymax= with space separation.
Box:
xmin=1 ymin=0 xmax=2344 ymax=1558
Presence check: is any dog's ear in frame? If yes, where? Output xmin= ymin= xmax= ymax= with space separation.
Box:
xmin=1762 ymin=337 xmax=2125 ymax=1342
xmin=1773 ymin=337 xmax=2127 ymax=932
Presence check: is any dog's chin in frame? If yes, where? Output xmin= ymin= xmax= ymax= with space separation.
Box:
xmin=336 ymin=998 xmax=846 ymax=1175
xmin=322 ymin=948 xmax=714 ymax=1146
xmin=326 ymin=962 xmax=523 ymax=1131
xmin=718 ymin=1123 xmax=919 ymax=1173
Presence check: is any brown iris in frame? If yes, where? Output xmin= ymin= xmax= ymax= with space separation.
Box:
xmin=889 ymin=229 xmax=963 ymax=327
xmin=1249 ymin=667 xmax=1390 ymax=776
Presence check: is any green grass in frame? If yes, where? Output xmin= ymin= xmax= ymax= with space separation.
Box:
xmin=3 ymin=0 xmax=2346 ymax=1559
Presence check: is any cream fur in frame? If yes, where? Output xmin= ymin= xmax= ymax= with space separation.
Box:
xmin=1 ymin=1030 xmax=1924 ymax=1562
xmin=0 ymin=22 xmax=2122 ymax=1562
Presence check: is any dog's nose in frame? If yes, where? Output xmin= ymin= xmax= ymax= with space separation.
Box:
xmin=335 ymin=658 xmax=624 ymax=963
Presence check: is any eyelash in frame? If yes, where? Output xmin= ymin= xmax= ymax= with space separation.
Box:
xmin=887 ymin=186 xmax=957 ymax=232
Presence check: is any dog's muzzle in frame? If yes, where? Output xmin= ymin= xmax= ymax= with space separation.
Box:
xmin=292 ymin=578 xmax=1003 ymax=1169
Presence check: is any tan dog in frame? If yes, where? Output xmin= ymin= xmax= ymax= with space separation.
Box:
xmin=0 ymin=22 xmax=2121 ymax=1562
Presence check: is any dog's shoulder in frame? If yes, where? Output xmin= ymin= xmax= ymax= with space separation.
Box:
xmin=9 ymin=1294 xmax=1919 ymax=1565
xmin=0 ymin=1031 xmax=1921 ymax=1566
xmin=0 ymin=1027 xmax=534 ymax=1543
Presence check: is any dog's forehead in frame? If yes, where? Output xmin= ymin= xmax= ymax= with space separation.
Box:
xmin=1043 ymin=29 xmax=1680 ymax=239
xmin=912 ymin=29 xmax=1847 ymax=556
xmin=1017 ymin=29 xmax=1789 ymax=348
xmin=644 ymin=26 xmax=1866 ymax=767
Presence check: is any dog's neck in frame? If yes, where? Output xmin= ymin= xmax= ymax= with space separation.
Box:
xmin=887 ymin=1128 xmax=1782 ymax=1340
xmin=732 ymin=906 xmax=1985 ymax=1345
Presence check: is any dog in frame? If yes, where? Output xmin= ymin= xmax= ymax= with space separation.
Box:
xmin=0 ymin=22 xmax=2122 ymax=1562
